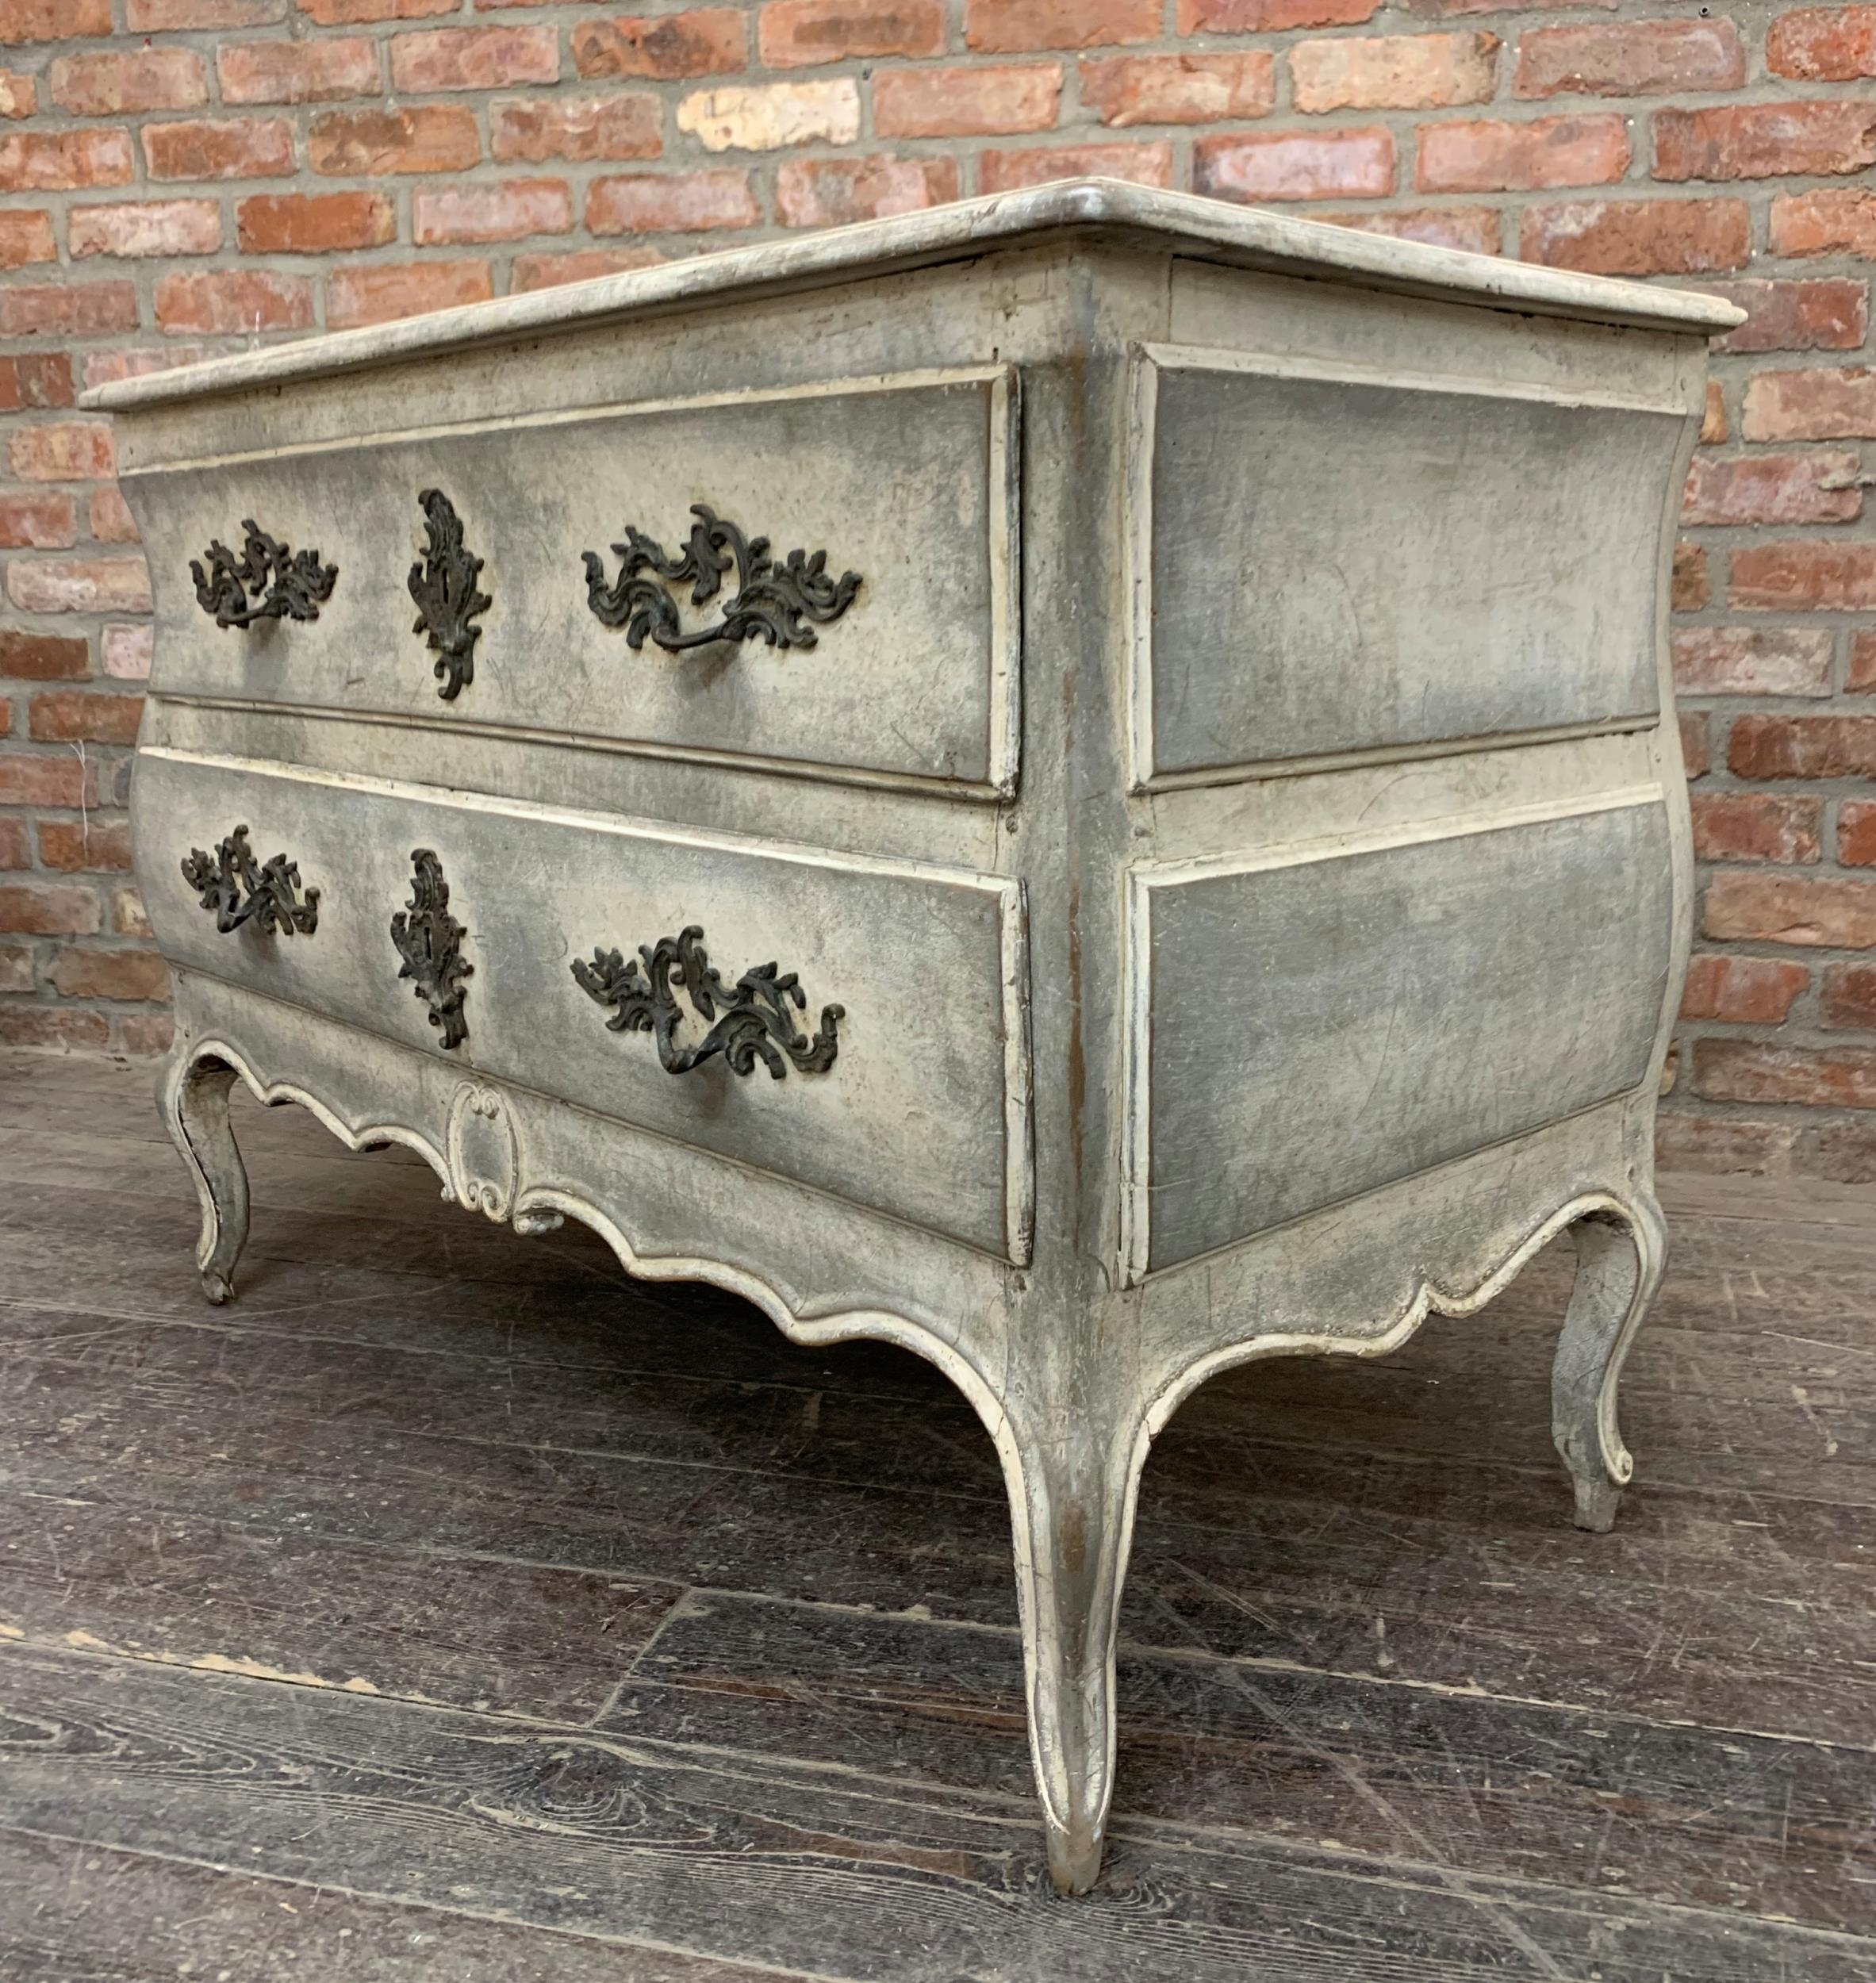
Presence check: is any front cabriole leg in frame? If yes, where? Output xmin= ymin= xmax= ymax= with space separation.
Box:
xmin=158 ymin=1049 xmax=249 ymax=1306
xmin=1552 ymin=1194 xmax=1667 ymax=1532
xmin=1001 ymin=1404 xmax=1147 ymax=1893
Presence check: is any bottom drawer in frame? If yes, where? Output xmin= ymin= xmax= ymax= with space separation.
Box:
xmin=134 ymin=747 xmax=1030 ymax=1263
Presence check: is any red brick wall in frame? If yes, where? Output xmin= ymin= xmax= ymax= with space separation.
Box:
xmin=0 ymin=0 xmax=1871 ymax=1175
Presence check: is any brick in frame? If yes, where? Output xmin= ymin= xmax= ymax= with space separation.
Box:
xmin=0 ymin=208 xmax=54 ymax=269
xmin=1843 ymin=802 xmax=1876 ymax=869
xmin=130 ymin=0 xmax=288 ymax=24
xmin=491 ymin=94 xmax=662 ymax=163
xmin=413 ymin=178 xmax=571 ymax=244
xmin=1292 ymin=32 xmax=1497 ymax=112
xmin=0 ymin=1007 xmax=113 ymax=1052
xmin=1521 ymin=198 xmax=1747 ymax=276
xmin=1080 ymin=53 xmax=1274 ymax=126
xmin=586 ymin=169 xmax=758 ymax=233
xmin=1417 ymin=113 xmax=1628 ymax=193
xmin=1671 ymin=538 xmax=1709 ymax=612
xmin=1767 ymin=6 xmax=1876 ymax=80
xmin=0 ymin=0 xmax=111 ymax=37
xmin=115 ymin=1013 xmax=175 ymax=1055
xmin=102 ymin=623 xmax=153 ymax=680
xmin=1744 ymin=368 xmax=1876 ymax=442
xmin=1705 ymin=871 xmax=1876 ymax=948
xmin=775 ymin=153 xmax=958 ymax=227
xmin=1655 ymin=1114 xmax=1799 ymax=1177
xmin=219 ymin=37 xmax=379 ymax=104
xmin=511 ymin=247 xmax=664 ymax=290
xmin=1654 ymin=100 xmax=1876 ymax=183
xmin=1823 ymin=963 xmax=1876 ymax=1027
xmin=0 ymin=355 xmax=75 ymax=410
xmin=1683 ymin=451 xmax=1863 ymax=527
xmin=0 ymin=493 xmax=75 ymax=548
xmin=980 ymin=140 xmax=1174 ymax=193
xmin=90 ymin=487 xmax=138 ymax=544
xmin=390 ymin=25 xmax=559 ymax=92
xmin=1695 ymin=1038 xmax=1876 ymax=1110
xmin=1729 ymin=713 xmax=1876 ymax=777
xmin=1195 ymin=128 xmax=1395 ymax=203
xmin=9 ymin=421 xmax=114 ymax=481
xmin=873 ymin=63 xmax=1061 ymax=136
xmin=299 ymin=0 xmax=455 ymax=19
xmin=145 ymin=117 xmax=296 ymax=182
xmin=572 ymin=10 xmax=746 ymax=81
xmin=1701 ymin=380 xmax=1727 ymax=443
xmin=1671 ymin=626 xmax=1833 ymax=697
xmin=155 ymin=267 xmax=313 ymax=336
xmin=37 ymin=819 xmax=132 ymax=873
xmin=113 ymin=888 xmax=152 ymax=938
xmin=70 ymin=199 xmax=222 ymax=260
xmin=1318 ymin=206 xmax=1502 ymax=255
xmin=677 ymin=78 xmax=858 ymax=152
xmin=1770 ymin=189 xmax=1876 ymax=260
xmin=48 ymin=49 xmax=209 ymax=115
xmin=0 ymin=282 xmax=138 ymax=337
xmin=309 ymin=106 xmax=479 ymax=175
xmin=0 ymin=754 xmax=94 ymax=807
xmin=327 ymin=259 xmax=494 ymax=328
xmin=0 ymin=884 xmax=100 ymax=935
xmin=1705 ymin=278 xmax=1868 ymax=355
xmin=0 ymin=631 xmax=87 ymax=680
xmin=0 ymin=823 xmax=23 ymax=870
xmin=967 ymin=0 xmax=1156 ymax=51
xmin=236 ymin=189 xmax=395 ymax=253
xmin=1851 ymin=630 xmax=1876 ymax=692
xmin=1515 ymin=20 xmax=1744 ymax=98
xmin=49 ymin=948 xmax=170 ymax=1001
xmin=1178 ymin=0 xmax=1377 ymax=27
xmin=1680 ymin=953 xmax=1811 ymax=1024
xmin=1731 ymin=543 xmax=1876 ymax=611
xmin=1690 ymin=791 xmax=1822 ymax=865
xmin=0 ymin=69 xmax=33 ymax=117
xmin=0 ymin=129 xmax=136 ymax=193
xmin=1680 ymin=709 xmax=1710 ymax=777
xmin=29 ymin=689 xmax=144 ymax=744
xmin=83 ymin=346 xmax=210 ymax=389
xmin=758 ymin=0 xmax=945 ymax=67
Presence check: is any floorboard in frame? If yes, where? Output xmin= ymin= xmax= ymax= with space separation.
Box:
xmin=2 ymin=1050 xmax=1873 ymax=1979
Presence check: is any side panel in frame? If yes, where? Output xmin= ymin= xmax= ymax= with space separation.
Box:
xmin=1126 ymin=796 xmax=1674 ymax=1277
xmin=1133 ymin=346 xmax=1684 ymax=784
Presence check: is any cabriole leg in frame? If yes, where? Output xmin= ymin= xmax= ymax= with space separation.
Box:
xmin=1552 ymin=1195 xmax=1667 ymax=1533
xmin=1003 ymin=1410 xmax=1146 ymax=1894
xmin=159 ymin=1050 xmax=249 ymax=1306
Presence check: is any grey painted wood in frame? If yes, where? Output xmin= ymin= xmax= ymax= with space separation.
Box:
xmin=1140 ymin=351 xmax=1677 ymax=781
xmin=106 ymin=185 xmax=1731 ymax=1894
xmin=1136 ymin=801 xmax=1674 ymax=1271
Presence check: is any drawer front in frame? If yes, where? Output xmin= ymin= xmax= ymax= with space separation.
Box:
xmin=136 ymin=749 xmax=1030 ymax=1261
xmin=129 ymin=367 xmax=1019 ymax=796
xmin=1131 ymin=346 xmax=1684 ymax=785
xmin=1122 ymin=794 xmax=1673 ymax=1279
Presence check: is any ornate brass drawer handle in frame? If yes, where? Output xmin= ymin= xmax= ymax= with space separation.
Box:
xmin=573 ymin=924 xmax=842 ymax=1079
xmin=180 ymin=825 xmax=319 ymax=935
xmin=191 ymin=520 xmax=337 ymax=628
xmin=581 ymin=504 xmax=861 ymax=654
xmin=408 ymin=488 xmax=489 ymax=702
xmin=391 ymin=847 xmax=472 ymax=1051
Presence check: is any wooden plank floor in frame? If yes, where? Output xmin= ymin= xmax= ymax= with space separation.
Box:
xmin=1 ymin=1050 xmax=1873 ymax=1981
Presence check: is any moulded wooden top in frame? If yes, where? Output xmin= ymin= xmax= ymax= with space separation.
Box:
xmin=82 ymin=178 xmax=1745 ymax=414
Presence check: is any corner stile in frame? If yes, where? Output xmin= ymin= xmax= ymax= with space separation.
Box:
xmin=1123 ymin=346 xmax=1160 ymax=797
xmin=1118 ymin=863 xmax=1153 ymax=1287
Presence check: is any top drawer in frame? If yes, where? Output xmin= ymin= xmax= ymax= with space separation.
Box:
xmin=126 ymin=366 xmax=1019 ymax=799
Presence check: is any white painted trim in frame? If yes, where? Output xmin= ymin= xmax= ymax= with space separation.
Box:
xmin=82 ymin=179 xmax=1744 ymax=414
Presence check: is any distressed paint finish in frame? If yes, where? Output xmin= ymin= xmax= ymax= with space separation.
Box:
xmin=95 ymin=182 xmax=1737 ymax=1897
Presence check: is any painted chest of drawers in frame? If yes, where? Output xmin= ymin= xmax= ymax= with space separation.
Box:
xmin=91 ymin=182 xmax=1742 ymax=1893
